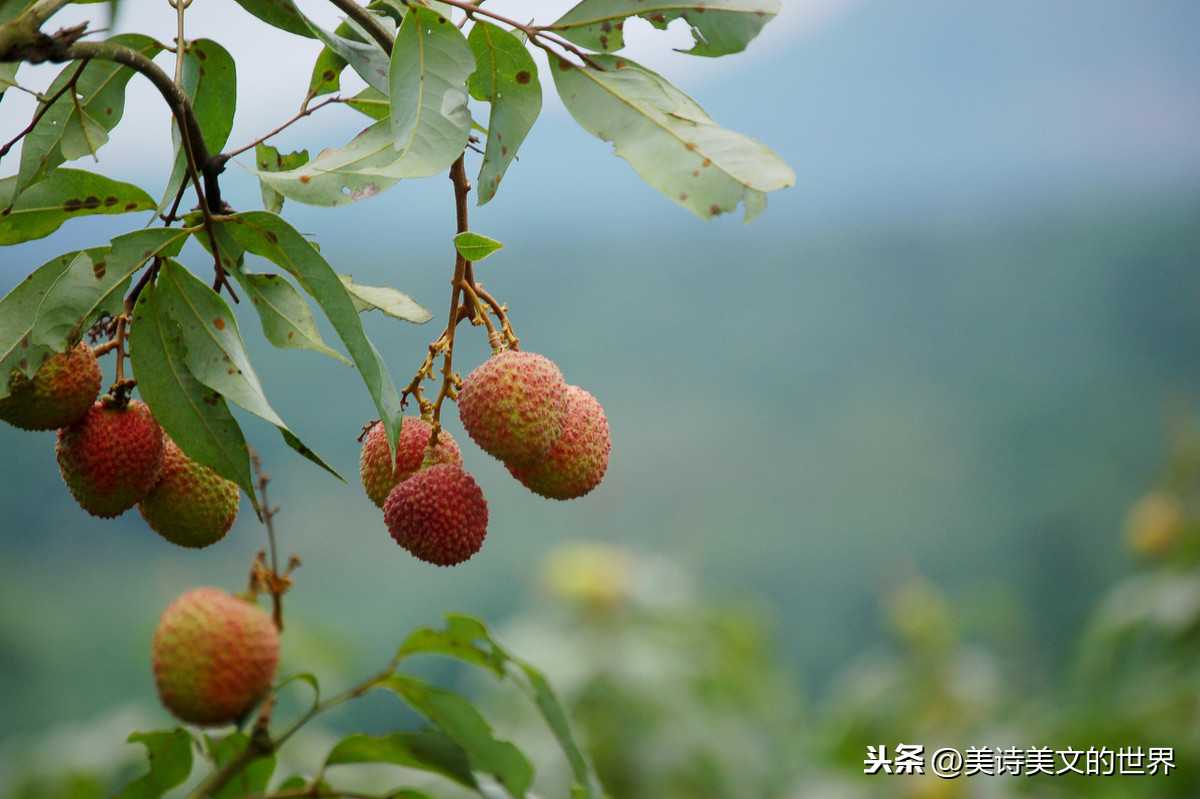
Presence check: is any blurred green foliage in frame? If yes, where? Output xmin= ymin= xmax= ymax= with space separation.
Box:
xmin=476 ymin=444 xmax=1200 ymax=799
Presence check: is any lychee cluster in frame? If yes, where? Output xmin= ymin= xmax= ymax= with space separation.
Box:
xmin=360 ymin=416 xmax=463 ymax=508
xmin=460 ymin=350 xmax=610 ymax=501
xmin=1 ymin=342 xmax=239 ymax=545
xmin=152 ymin=587 xmax=280 ymax=726
xmin=360 ymin=351 xmax=609 ymax=568
xmin=361 ymin=417 xmax=486 ymax=567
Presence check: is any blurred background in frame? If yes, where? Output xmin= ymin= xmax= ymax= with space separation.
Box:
xmin=1 ymin=0 xmax=1199 ymax=795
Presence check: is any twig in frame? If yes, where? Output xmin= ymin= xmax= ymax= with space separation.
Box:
xmin=0 ymin=58 xmax=86 ymax=162
xmin=222 ymin=96 xmax=344 ymax=160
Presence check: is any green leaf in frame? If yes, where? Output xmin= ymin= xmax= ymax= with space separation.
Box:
xmin=396 ymin=614 xmax=508 ymax=676
xmin=549 ymin=0 xmax=779 ymax=57
xmin=240 ymin=271 xmax=352 ymax=362
xmin=116 ymin=729 xmax=194 ymax=799
xmin=453 ymin=231 xmax=504 ymax=262
xmin=552 ymin=54 xmax=793 ymax=222
xmin=0 ymin=229 xmax=180 ymax=395
xmin=14 ymin=34 xmax=163 ymax=199
xmin=389 ymin=6 xmax=475 ymax=177
xmin=25 ymin=250 xmax=129 ymax=351
xmin=325 ymin=730 xmax=478 ymax=788
xmin=158 ymin=39 xmax=238 ymax=215
xmin=221 ymin=212 xmax=404 ymax=457
xmin=0 ymin=248 xmax=101 ymax=397
xmin=0 ymin=63 xmax=19 ymax=110
xmin=338 ymin=274 xmax=433 ymax=323
xmin=398 ymin=615 xmax=605 ymax=798
xmin=228 ymin=0 xmax=316 ymax=38
xmin=208 ymin=731 xmax=277 ymax=798
xmin=129 ymin=282 xmax=259 ymax=510
xmin=467 ymin=22 xmax=542 ymax=205
xmin=109 ymin=227 xmax=192 ymax=268
xmin=58 ymin=105 xmax=109 ymax=160
xmin=151 ymin=260 xmax=339 ymax=479
xmin=0 ymin=169 xmax=154 ymax=245
xmin=381 ymin=675 xmax=534 ymax=797
xmin=254 ymin=142 xmax=310 ymax=213
xmin=251 ymin=119 xmax=401 ymax=207
xmin=305 ymin=14 xmax=392 ymax=94
xmin=153 ymin=260 xmax=286 ymax=427
xmin=346 ymin=86 xmax=391 ymax=121
xmin=308 ymin=40 xmax=349 ymax=100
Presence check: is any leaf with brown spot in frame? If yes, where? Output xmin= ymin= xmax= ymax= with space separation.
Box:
xmin=552 ymin=54 xmax=792 ymax=221
xmin=549 ymin=0 xmax=780 ymax=57
xmin=0 ymin=169 xmax=154 ymax=245
xmin=128 ymin=283 xmax=260 ymax=514
xmin=152 ymin=259 xmax=342 ymax=480
xmin=467 ymin=21 xmax=542 ymax=206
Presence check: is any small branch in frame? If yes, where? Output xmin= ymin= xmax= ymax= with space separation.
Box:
xmin=326 ymin=0 xmax=394 ymax=55
xmin=169 ymin=0 xmax=192 ymax=86
xmin=0 ymin=58 xmax=86 ymax=162
xmin=222 ymin=96 xmax=344 ymax=161
xmin=185 ymin=705 xmax=276 ymax=799
xmin=428 ymin=155 xmax=474 ymax=429
xmin=432 ymin=0 xmax=606 ymax=70
xmin=249 ymin=448 xmax=294 ymax=632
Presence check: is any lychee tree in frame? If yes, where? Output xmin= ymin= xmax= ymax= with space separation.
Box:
xmin=0 ymin=0 xmax=792 ymax=794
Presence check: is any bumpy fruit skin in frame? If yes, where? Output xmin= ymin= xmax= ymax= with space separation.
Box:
xmin=0 ymin=343 xmax=102 ymax=431
xmin=383 ymin=464 xmax=488 ymax=566
xmin=56 ymin=399 xmax=164 ymax=518
xmin=458 ymin=350 xmax=569 ymax=468
xmin=139 ymin=437 xmax=240 ymax=548
xmin=509 ymin=385 xmax=610 ymax=500
xmin=152 ymin=588 xmax=280 ymax=726
xmin=360 ymin=417 xmax=463 ymax=508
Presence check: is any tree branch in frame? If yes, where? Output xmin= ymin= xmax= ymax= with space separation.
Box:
xmin=326 ymin=0 xmax=394 ymax=55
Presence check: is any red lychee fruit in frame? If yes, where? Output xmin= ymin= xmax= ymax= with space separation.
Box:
xmin=56 ymin=399 xmax=164 ymax=518
xmin=0 ymin=342 xmax=102 ymax=431
xmin=151 ymin=587 xmax=280 ymax=727
xmin=458 ymin=350 xmax=569 ymax=468
xmin=383 ymin=463 xmax=488 ymax=566
xmin=360 ymin=417 xmax=463 ymax=508
xmin=139 ymin=437 xmax=240 ymax=548
xmin=508 ymin=385 xmax=611 ymax=500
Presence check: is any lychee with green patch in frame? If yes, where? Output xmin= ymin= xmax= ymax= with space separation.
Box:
xmin=152 ymin=587 xmax=280 ymax=726
xmin=360 ymin=417 xmax=463 ymax=508
xmin=56 ymin=399 xmax=164 ymax=518
xmin=0 ymin=342 xmax=102 ymax=431
xmin=458 ymin=350 xmax=569 ymax=468
xmin=509 ymin=385 xmax=611 ymax=500
xmin=383 ymin=463 xmax=488 ymax=566
xmin=139 ymin=437 xmax=240 ymax=548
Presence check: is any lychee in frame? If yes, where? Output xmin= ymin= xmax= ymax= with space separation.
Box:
xmin=360 ymin=417 xmax=463 ymax=508
xmin=508 ymin=385 xmax=611 ymax=500
xmin=151 ymin=587 xmax=280 ymax=726
xmin=383 ymin=463 xmax=488 ymax=566
xmin=139 ymin=437 xmax=240 ymax=548
xmin=458 ymin=350 xmax=569 ymax=468
xmin=0 ymin=342 xmax=102 ymax=431
xmin=56 ymin=399 xmax=164 ymax=518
